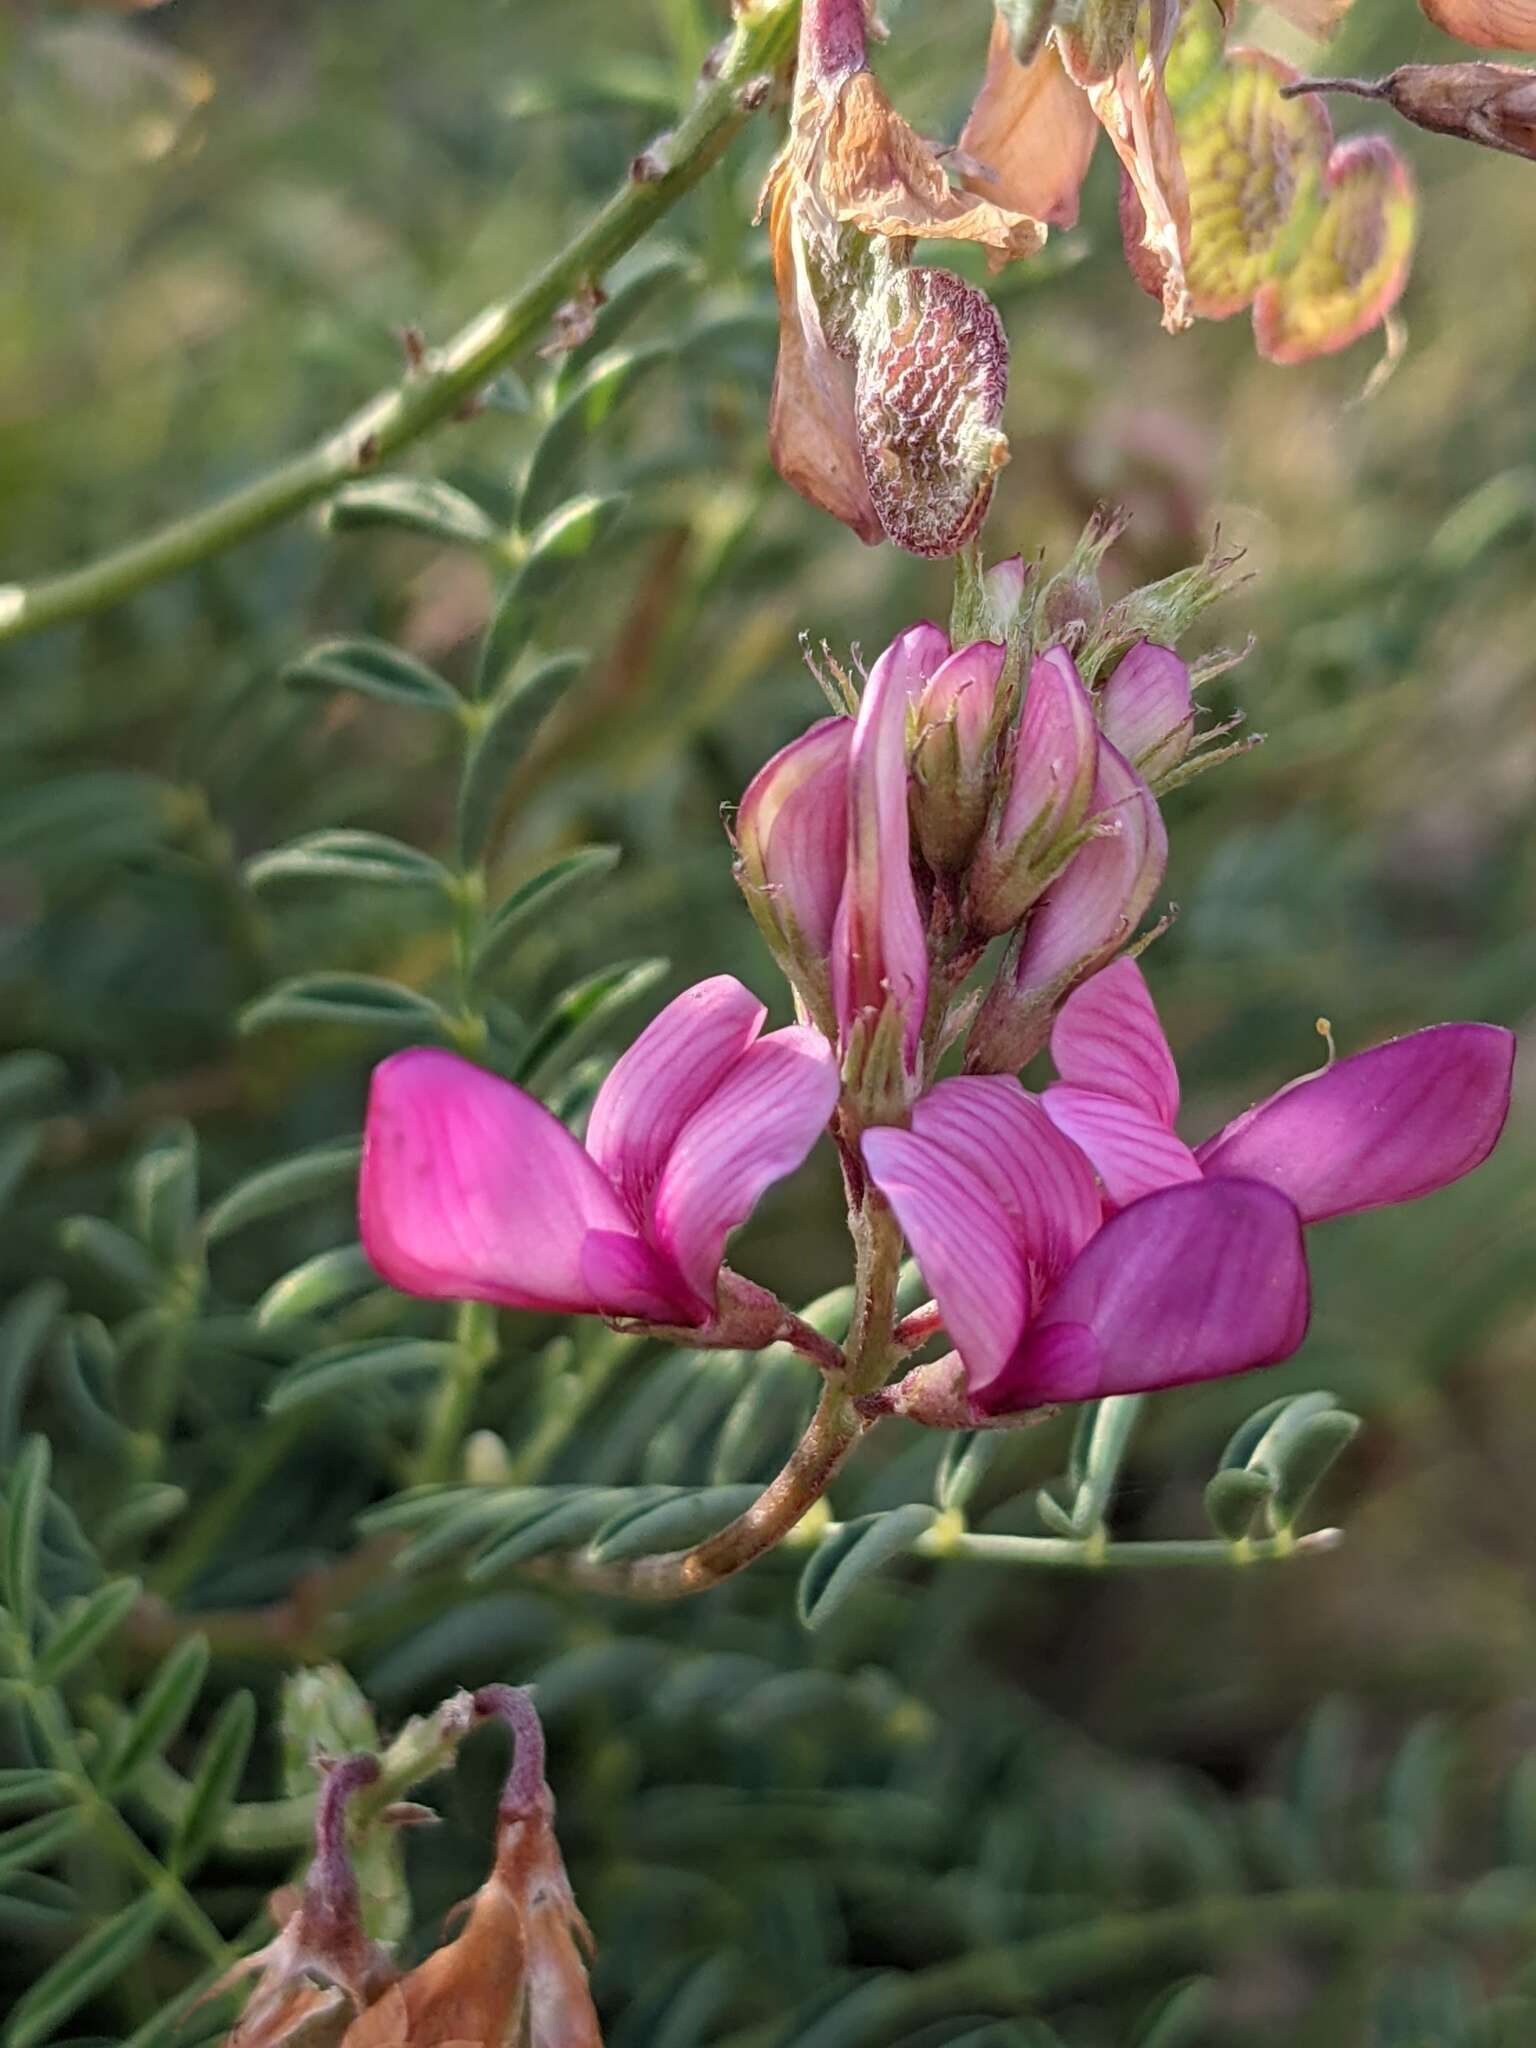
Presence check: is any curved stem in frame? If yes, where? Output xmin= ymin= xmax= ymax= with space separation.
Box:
xmin=0 ymin=0 xmax=801 ymax=647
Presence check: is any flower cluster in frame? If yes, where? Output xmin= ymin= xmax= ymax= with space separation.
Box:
xmin=360 ymin=555 xmax=1515 ymax=1438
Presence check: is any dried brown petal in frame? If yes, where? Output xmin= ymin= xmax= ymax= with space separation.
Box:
xmin=959 ymin=17 xmax=1101 ymax=229
xmin=1093 ymin=53 xmax=1192 ymax=331
xmin=854 ymin=266 xmax=1010 ymax=558
xmin=1419 ymin=0 xmax=1536 ymax=48
xmin=761 ymin=152 xmax=885 ymax=542
xmin=807 ymin=68 xmax=1047 ymax=270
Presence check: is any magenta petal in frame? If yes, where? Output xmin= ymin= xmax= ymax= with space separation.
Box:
xmin=861 ymin=1124 xmax=1029 ymax=1396
xmin=1041 ymin=1085 xmax=1202 ymax=1209
xmin=987 ymin=1178 xmax=1310 ymax=1410
xmin=1195 ymin=1023 xmax=1517 ymax=1224
xmin=736 ymin=716 xmax=853 ymax=958
xmin=832 ymin=624 xmax=942 ymax=1064
xmin=918 ymin=640 xmax=1006 ymax=767
xmin=1098 ymin=641 xmax=1194 ymax=777
xmin=911 ymin=1074 xmax=1100 ymax=1284
xmin=648 ymin=1025 xmax=839 ymax=1304
xmin=1014 ymin=738 xmax=1167 ymax=996
xmin=1050 ymin=956 xmax=1180 ymax=1123
xmin=585 ymin=976 xmax=766 ymax=1221
xmin=361 ymin=1049 xmax=685 ymax=1320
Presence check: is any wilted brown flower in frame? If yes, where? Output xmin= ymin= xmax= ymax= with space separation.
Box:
xmin=761 ymin=0 xmax=1044 ymax=555
xmin=337 ymin=1688 xmax=600 ymax=2048
xmin=216 ymin=1756 xmax=397 ymax=2048
xmin=959 ymin=0 xmax=1193 ymax=330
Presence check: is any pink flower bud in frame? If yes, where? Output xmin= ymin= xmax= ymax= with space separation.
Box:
xmin=734 ymin=716 xmax=852 ymax=1027
xmin=966 ymin=646 xmax=1099 ymax=936
xmin=911 ymin=638 xmax=1007 ymax=872
xmin=967 ymin=737 xmax=1167 ymax=1072
xmin=1097 ymin=639 xmax=1194 ymax=779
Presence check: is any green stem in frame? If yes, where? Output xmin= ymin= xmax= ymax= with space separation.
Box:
xmin=0 ymin=0 xmax=801 ymax=647
xmin=915 ymin=1524 xmax=1342 ymax=1569
xmin=413 ymin=1301 xmax=499 ymax=1486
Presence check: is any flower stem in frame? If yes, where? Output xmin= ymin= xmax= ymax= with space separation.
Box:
xmin=0 ymin=0 xmax=801 ymax=647
xmin=413 ymin=1300 xmax=499 ymax=1486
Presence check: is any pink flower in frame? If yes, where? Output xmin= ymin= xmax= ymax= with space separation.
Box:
xmin=1041 ymin=956 xmax=1517 ymax=1221
xmin=360 ymin=976 xmax=839 ymax=1330
xmin=861 ymin=1074 xmax=1310 ymax=1416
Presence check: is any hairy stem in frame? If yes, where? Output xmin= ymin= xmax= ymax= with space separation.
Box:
xmin=0 ymin=0 xmax=801 ymax=647
xmin=552 ymin=1197 xmax=906 ymax=1600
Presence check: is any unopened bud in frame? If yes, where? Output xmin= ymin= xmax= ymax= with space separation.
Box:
xmin=1097 ymin=640 xmax=1194 ymax=780
xmin=1038 ymin=504 xmax=1130 ymax=652
xmin=733 ymin=716 xmax=852 ymax=1036
xmin=967 ymin=738 xmax=1167 ymax=1072
xmin=966 ymin=648 xmax=1099 ymax=937
xmin=911 ymin=639 xmax=1007 ymax=871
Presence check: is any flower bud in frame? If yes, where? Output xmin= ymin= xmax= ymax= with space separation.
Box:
xmin=1038 ymin=504 xmax=1130 ymax=652
xmin=911 ymin=639 xmax=1007 ymax=872
xmin=734 ymin=716 xmax=852 ymax=1033
xmin=1097 ymin=639 xmax=1194 ymax=780
xmin=966 ymin=647 xmax=1099 ymax=937
xmin=967 ymin=737 xmax=1167 ymax=1072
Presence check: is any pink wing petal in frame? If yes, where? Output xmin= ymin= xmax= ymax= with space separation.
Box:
xmin=1041 ymin=1084 xmax=1202 ymax=1208
xmin=1014 ymin=738 xmax=1168 ymax=996
xmin=1050 ymin=955 xmax=1180 ymax=1124
xmin=832 ymin=623 xmax=945 ymax=1064
xmin=987 ymin=1178 xmax=1310 ymax=1411
xmin=585 ymin=976 xmax=766 ymax=1222
xmin=912 ymin=1074 xmax=1101 ymax=1285
xmin=1195 ymin=1023 xmax=1517 ymax=1223
xmin=648 ymin=1025 xmax=840 ymax=1305
xmin=861 ymin=1124 xmax=1029 ymax=1397
xmin=361 ymin=1049 xmax=687 ymax=1320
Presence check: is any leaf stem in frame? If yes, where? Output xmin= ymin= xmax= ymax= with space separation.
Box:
xmin=0 ymin=0 xmax=801 ymax=647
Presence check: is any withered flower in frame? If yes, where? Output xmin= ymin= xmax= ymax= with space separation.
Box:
xmin=338 ymin=1688 xmax=600 ymax=2048
xmin=1285 ymin=62 xmax=1536 ymax=161
xmin=218 ymin=1756 xmax=397 ymax=2048
xmin=761 ymin=0 xmax=1045 ymax=554
xmin=959 ymin=0 xmax=1193 ymax=330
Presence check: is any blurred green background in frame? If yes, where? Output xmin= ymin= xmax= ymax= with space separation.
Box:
xmin=2 ymin=0 xmax=1535 ymax=2042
